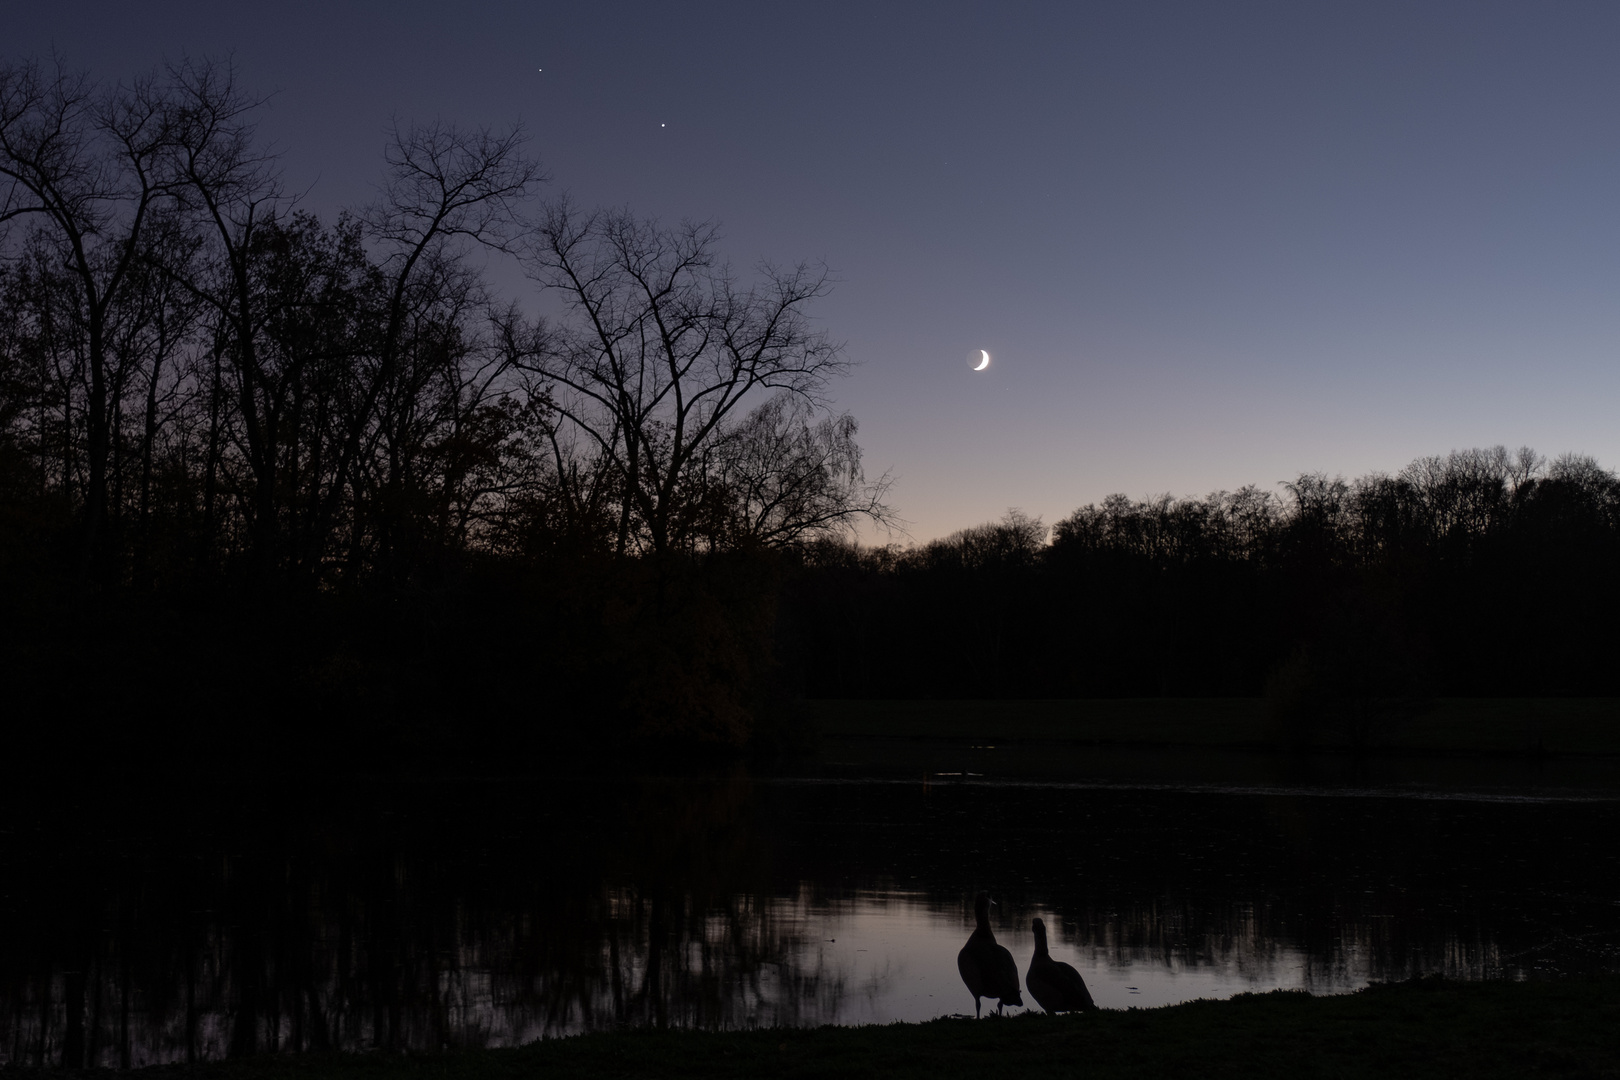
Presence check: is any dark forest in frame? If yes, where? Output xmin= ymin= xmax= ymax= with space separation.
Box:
xmin=4 ymin=58 xmax=1618 ymax=773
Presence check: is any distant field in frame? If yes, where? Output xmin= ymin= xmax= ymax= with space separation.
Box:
xmin=808 ymin=698 xmax=1620 ymax=756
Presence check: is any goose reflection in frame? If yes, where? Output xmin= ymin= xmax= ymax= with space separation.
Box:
xmin=1026 ymin=917 xmax=1097 ymax=1014
xmin=957 ymin=892 xmax=1023 ymax=1017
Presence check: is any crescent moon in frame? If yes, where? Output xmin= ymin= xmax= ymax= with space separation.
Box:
xmin=973 ymin=350 xmax=990 ymax=371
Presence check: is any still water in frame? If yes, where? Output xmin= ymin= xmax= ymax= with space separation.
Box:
xmin=3 ymin=758 xmax=1619 ymax=1066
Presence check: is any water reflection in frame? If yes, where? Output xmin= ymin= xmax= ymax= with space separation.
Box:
xmin=2 ymin=775 xmax=1618 ymax=1065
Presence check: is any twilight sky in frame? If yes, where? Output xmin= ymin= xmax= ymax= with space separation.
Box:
xmin=15 ymin=1 xmax=1620 ymax=541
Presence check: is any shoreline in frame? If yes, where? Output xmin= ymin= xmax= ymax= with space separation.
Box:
xmin=809 ymin=696 xmax=1620 ymax=755
xmin=28 ymin=978 xmax=1617 ymax=1079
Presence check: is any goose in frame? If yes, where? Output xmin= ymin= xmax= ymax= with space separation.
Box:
xmin=1025 ymin=917 xmax=1097 ymax=1013
xmin=957 ymin=892 xmax=1023 ymax=1017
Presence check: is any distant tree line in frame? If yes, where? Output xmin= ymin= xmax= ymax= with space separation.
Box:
xmin=784 ymin=445 xmax=1620 ymax=740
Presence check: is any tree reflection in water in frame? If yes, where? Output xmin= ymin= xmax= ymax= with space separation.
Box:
xmin=2 ymin=777 xmax=1618 ymax=1065
xmin=0 ymin=776 xmax=863 ymax=1066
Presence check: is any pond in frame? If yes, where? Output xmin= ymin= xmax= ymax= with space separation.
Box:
xmin=3 ymin=755 xmax=1619 ymax=1066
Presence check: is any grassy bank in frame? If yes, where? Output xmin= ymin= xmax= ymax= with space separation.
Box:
xmin=92 ymin=979 xmax=1620 ymax=1080
xmin=809 ymin=697 xmax=1620 ymax=756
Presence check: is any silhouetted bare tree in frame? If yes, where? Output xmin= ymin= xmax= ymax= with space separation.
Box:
xmin=161 ymin=63 xmax=546 ymax=586
xmin=347 ymin=119 xmax=544 ymax=581
xmin=0 ymin=56 xmax=178 ymax=577
xmin=705 ymin=393 xmax=894 ymax=548
xmin=158 ymin=57 xmax=295 ymax=578
xmin=517 ymin=204 xmax=865 ymax=555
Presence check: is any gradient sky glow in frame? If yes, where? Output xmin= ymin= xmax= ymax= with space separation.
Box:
xmin=14 ymin=1 xmax=1620 ymax=541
